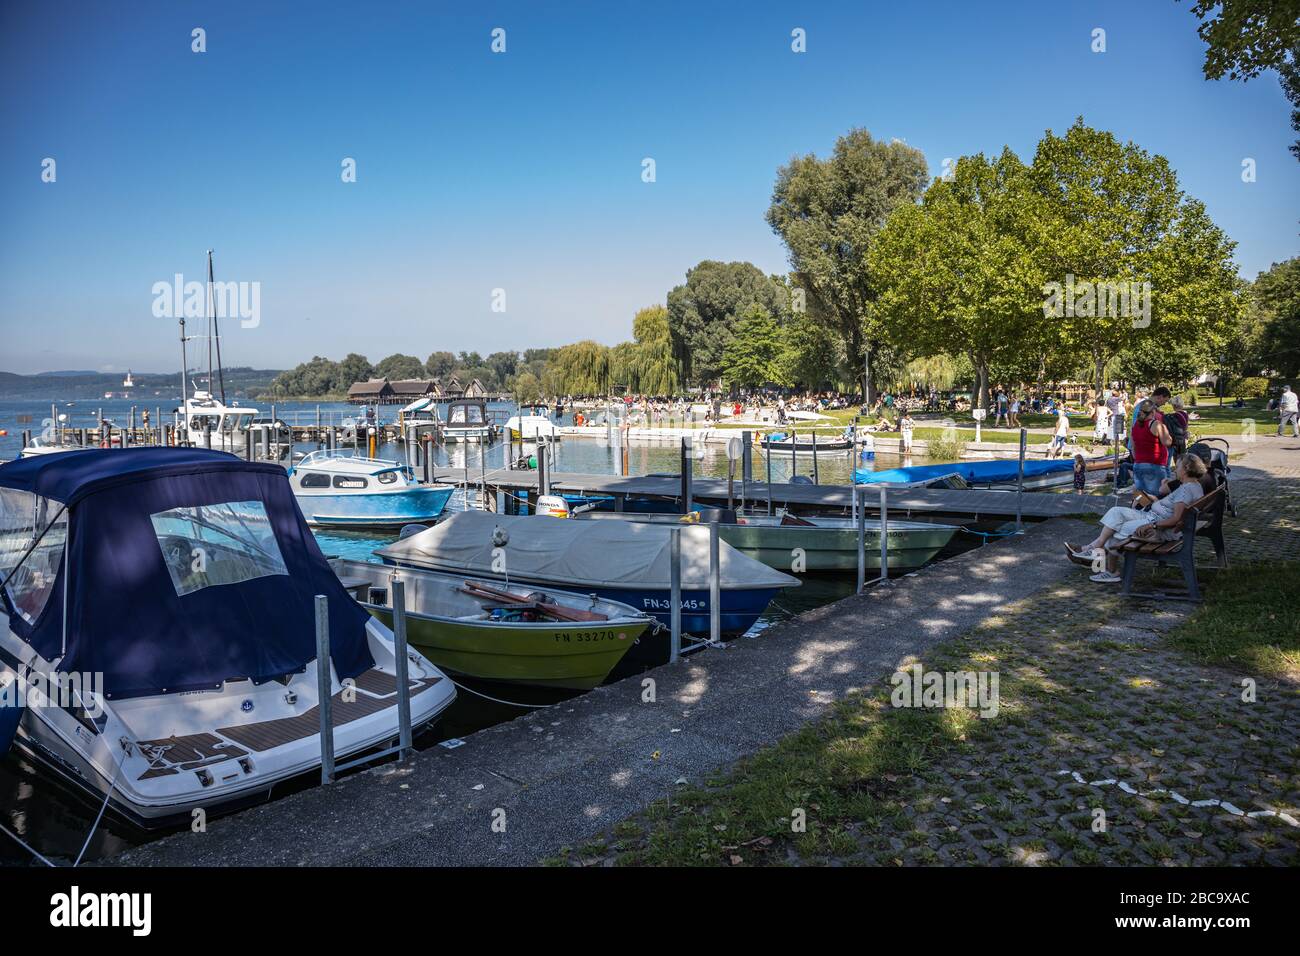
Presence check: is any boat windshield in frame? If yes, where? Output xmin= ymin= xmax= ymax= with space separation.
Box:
xmin=150 ymin=500 xmax=288 ymax=597
xmin=0 ymin=488 xmax=67 ymax=626
xmin=449 ymin=404 xmax=483 ymax=425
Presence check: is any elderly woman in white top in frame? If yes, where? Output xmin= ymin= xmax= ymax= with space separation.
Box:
xmin=1065 ymin=453 xmax=1209 ymax=583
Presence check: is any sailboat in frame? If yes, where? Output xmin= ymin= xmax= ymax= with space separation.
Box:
xmin=175 ymin=251 xmax=290 ymax=462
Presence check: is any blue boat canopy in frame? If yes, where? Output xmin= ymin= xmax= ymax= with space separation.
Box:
xmin=0 ymin=448 xmax=373 ymax=699
xmin=854 ymin=458 xmax=1075 ymax=485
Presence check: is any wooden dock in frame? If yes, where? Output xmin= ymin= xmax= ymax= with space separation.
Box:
xmin=431 ymin=468 xmax=1113 ymax=522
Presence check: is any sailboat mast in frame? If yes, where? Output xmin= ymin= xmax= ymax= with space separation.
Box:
xmin=179 ymin=312 xmax=188 ymax=404
xmin=208 ymin=249 xmax=227 ymax=404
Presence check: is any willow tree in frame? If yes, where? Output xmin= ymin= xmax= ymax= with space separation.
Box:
xmin=548 ymin=340 xmax=611 ymax=396
xmin=766 ymin=129 xmax=929 ymax=400
xmin=629 ymin=305 xmax=679 ymax=395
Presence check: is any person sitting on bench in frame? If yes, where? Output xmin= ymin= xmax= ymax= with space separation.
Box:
xmin=1065 ymin=453 xmax=1209 ymax=583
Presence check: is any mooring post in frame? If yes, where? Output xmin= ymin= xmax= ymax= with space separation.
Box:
xmin=1015 ymin=427 xmax=1027 ymax=532
xmin=680 ymin=436 xmax=693 ymax=513
xmin=790 ymin=427 xmax=797 ymax=481
xmin=878 ymin=485 xmax=890 ymax=583
xmin=811 ymin=431 xmax=819 ymax=484
xmin=315 ymin=594 xmax=336 ymax=785
xmin=669 ymin=527 xmax=682 ymax=664
xmin=537 ymin=438 xmax=549 ymax=496
xmin=856 ymin=485 xmax=866 ymax=593
xmin=391 ymin=580 xmax=414 ymax=761
xmin=742 ymin=429 xmax=753 ymax=483
xmin=765 ymin=436 xmax=773 ymax=516
xmin=709 ymin=521 xmax=721 ymax=645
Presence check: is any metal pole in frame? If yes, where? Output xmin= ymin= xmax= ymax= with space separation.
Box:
xmin=811 ymin=431 xmax=819 ymax=484
xmin=391 ymin=580 xmax=413 ymax=761
xmin=1015 ymin=427 xmax=1027 ymax=532
xmin=709 ymin=521 xmax=721 ymax=645
xmin=856 ymin=486 xmax=866 ymax=593
xmin=681 ymin=436 xmax=693 ymax=513
xmin=790 ymin=427 xmax=797 ymax=481
xmin=765 ymin=437 xmax=773 ymax=516
xmin=878 ymin=486 xmax=889 ymax=583
xmin=315 ymin=595 xmax=336 ymax=785
xmin=669 ymin=527 xmax=682 ymax=664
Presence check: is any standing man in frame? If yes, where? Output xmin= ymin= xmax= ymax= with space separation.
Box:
xmin=995 ymin=387 xmax=1009 ymax=426
xmin=1277 ymin=385 xmax=1299 ymax=438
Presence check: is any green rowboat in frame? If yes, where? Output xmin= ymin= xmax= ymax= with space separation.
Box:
xmin=334 ymin=560 xmax=652 ymax=690
xmin=573 ymin=512 xmax=960 ymax=572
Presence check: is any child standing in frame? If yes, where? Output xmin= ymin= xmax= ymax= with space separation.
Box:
xmin=1073 ymin=453 xmax=1087 ymax=492
xmin=899 ymin=411 xmax=915 ymax=454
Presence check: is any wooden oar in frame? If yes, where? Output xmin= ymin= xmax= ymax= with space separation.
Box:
xmin=460 ymin=581 xmax=608 ymax=623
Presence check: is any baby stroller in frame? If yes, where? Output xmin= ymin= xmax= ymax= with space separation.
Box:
xmin=1187 ymin=438 xmax=1235 ymax=518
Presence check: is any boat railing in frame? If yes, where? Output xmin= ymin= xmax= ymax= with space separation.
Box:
xmin=296 ymin=449 xmax=403 ymax=470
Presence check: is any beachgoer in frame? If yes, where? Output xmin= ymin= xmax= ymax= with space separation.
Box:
xmin=1048 ymin=405 xmax=1070 ymax=458
xmin=1130 ymin=399 xmax=1172 ymax=494
xmin=1166 ymin=395 xmax=1190 ymax=456
xmin=1091 ymin=399 xmax=1111 ymax=445
xmin=1065 ymin=453 xmax=1208 ymax=582
xmin=899 ymin=411 xmax=915 ymax=453
xmin=1073 ymin=453 xmax=1087 ymax=492
xmin=1277 ymin=385 xmax=1299 ymax=438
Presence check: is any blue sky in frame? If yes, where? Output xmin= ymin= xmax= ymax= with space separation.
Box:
xmin=1 ymin=0 xmax=1296 ymax=373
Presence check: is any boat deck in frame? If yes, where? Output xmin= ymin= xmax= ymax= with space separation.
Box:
xmin=134 ymin=669 xmax=440 ymax=779
xmin=434 ymin=469 xmax=1113 ymax=521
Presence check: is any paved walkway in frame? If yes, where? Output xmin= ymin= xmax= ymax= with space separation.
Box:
xmin=115 ymin=441 xmax=1298 ymax=867
xmin=568 ymin=439 xmax=1299 ymax=866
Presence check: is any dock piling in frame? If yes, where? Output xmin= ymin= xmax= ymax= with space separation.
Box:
xmin=1015 ymin=428 xmax=1027 ymax=532
xmin=856 ymin=486 xmax=866 ymax=593
xmin=315 ymin=595 xmax=336 ymax=785
xmin=709 ymin=522 xmax=721 ymax=645
xmin=391 ymin=581 xmax=413 ymax=761
xmin=878 ymin=486 xmax=890 ymax=584
xmin=669 ymin=527 xmax=682 ymax=664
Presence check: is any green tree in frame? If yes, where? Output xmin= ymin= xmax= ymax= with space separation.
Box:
xmin=766 ymin=128 xmax=930 ymax=400
xmin=425 ymin=350 xmax=457 ymax=378
xmin=513 ymin=370 xmax=543 ymax=404
xmin=549 ymin=340 xmax=611 ymax=396
xmin=871 ymin=149 xmax=1049 ymax=407
xmin=336 ymin=353 xmax=373 ymax=388
xmin=778 ymin=313 xmax=842 ymax=389
xmin=666 ymin=261 xmax=790 ymax=386
xmin=628 ymin=304 xmax=679 ymax=395
xmin=1253 ymin=257 xmax=1300 ymax=376
xmin=1030 ymin=119 xmax=1240 ymax=393
xmin=1188 ymin=0 xmax=1300 ymax=158
xmin=374 ymin=353 xmax=426 ymax=380
xmin=721 ymin=306 xmax=787 ymax=388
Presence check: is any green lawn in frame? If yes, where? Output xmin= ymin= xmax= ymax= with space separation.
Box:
xmin=1165 ymin=562 xmax=1300 ymax=680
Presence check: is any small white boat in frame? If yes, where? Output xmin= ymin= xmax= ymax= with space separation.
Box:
xmin=179 ymin=390 xmax=291 ymax=462
xmin=289 ymin=450 xmax=456 ymax=528
xmin=0 ymin=447 xmax=456 ymax=827
xmin=504 ymin=414 xmax=561 ymax=441
xmin=442 ymin=399 xmax=496 ymax=443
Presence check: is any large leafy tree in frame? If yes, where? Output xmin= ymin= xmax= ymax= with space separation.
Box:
xmin=778 ymin=313 xmax=842 ymax=390
xmin=548 ymin=340 xmax=611 ymax=396
xmin=871 ymin=149 xmax=1050 ymax=407
xmin=1253 ymin=257 xmax=1300 ymax=376
xmin=766 ymin=129 xmax=929 ymax=400
xmin=721 ymin=306 xmax=787 ymax=388
xmin=425 ymin=350 xmax=457 ymax=378
xmin=1187 ymin=0 xmax=1300 ymax=158
xmin=374 ymin=353 xmax=427 ymax=380
xmin=666 ymin=261 xmax=791 ymax=386
xmin=1029 ymin=119 xmax=1240 ymax=393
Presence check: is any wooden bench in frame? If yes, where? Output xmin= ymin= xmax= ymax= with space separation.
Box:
xmin=1119 ymin=484 xmax=1225 ymax=601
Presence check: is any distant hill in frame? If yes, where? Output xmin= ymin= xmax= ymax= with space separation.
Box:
xmin=0 ymin=367 xmax=282 ymax=400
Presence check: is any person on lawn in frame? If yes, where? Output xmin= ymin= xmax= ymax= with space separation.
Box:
xmin=1065 ymin=452 xmax=1208 ymax=583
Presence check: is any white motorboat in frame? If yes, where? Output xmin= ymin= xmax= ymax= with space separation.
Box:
xmin=0 ymin=447 xmax=456 ymax=827
xmin=288 ymin=450 xmax=456 ymax=528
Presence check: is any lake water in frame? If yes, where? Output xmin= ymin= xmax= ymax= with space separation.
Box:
xmin=0 ymin=396 xmax=951 ymax=864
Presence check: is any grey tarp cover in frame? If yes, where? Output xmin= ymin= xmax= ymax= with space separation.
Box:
xmin=375 ymin=511 xmax=799 ymax=591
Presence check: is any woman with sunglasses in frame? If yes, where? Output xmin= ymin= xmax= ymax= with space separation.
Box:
xmin=1128 ymin=398 xmax=1171 ymax=495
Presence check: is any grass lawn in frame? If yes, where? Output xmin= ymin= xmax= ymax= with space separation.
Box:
xmin=1165 ymin=562 xmax=1300 ymax=680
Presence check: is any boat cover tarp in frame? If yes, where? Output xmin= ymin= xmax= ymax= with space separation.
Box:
xmin=376 ymin=511 xmax=799 ymax=591
xmin=0 ymin=448 xmax=373 ymax=699
xmin=854 ymin=458 xmax=1075 ymax=485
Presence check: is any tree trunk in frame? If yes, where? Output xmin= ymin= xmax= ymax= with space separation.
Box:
xmin=1093 ymin=351 xmax=1106 ymax=396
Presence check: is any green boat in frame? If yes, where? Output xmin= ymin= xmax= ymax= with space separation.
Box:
xmin=573 ymin=512 xmax=960 ymax=572
xmin=333 ymin=559 xmax=653 ymax=690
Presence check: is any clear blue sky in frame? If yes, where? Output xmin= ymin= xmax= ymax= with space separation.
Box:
xmin=1 ymin=0 xmax=1296 ymax=374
